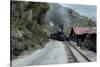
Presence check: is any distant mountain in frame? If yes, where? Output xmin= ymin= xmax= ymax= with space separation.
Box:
xmin=60 ymin=4 xmax=96 ymax=22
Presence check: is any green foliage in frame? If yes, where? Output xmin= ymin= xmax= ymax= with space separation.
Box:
xmin=81 ymin=39 xmax=92 ymax=50
xmin=11 ymin=1 xmax=49 ymax=60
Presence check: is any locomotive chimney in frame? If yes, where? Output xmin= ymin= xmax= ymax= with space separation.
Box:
xmin=59 ymin=24 xmax=64 ymax=33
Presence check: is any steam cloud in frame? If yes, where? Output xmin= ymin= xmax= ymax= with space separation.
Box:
xmin=45 ymin=3 xmax=70 ymax=32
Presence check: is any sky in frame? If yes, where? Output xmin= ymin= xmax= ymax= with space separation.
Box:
xmin=60 ymin=4 xmax=96 ymax=21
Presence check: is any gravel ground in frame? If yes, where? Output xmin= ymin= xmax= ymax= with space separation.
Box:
xmin=69 ymin=41 xmax=96 ymax=62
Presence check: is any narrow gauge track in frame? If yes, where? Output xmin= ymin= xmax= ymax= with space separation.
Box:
xmin=64 ymin=42 xmax=91 ymax=63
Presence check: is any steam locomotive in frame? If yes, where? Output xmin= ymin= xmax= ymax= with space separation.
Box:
xmin=50 ymin=25 xmax=70 ymax=41
xmin=50 ymin=31 xmax=70 ymax=41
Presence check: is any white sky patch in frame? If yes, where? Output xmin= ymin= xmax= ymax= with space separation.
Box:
xmin=49 ymin=22 xmax=54 ymax=26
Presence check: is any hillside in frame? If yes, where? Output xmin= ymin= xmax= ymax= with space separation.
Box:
xmin=11 ymin=1 xmax=49 ymax=60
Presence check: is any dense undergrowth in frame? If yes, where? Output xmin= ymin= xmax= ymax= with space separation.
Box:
xmin=11 ymin=1 xmax=49 ymax=60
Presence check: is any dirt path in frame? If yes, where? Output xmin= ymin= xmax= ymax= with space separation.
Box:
xmin=12 ymin=40 xmax=68 ymax=67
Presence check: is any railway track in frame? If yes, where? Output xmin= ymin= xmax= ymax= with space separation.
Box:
xmin=64 ymin=42 xmax=91 ymax=63
xmin=65 ymin=43 xmax=77 ymax=63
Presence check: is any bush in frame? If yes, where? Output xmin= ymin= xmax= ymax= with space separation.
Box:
xmin=82 ymin=39 xmax=92 ymax=49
